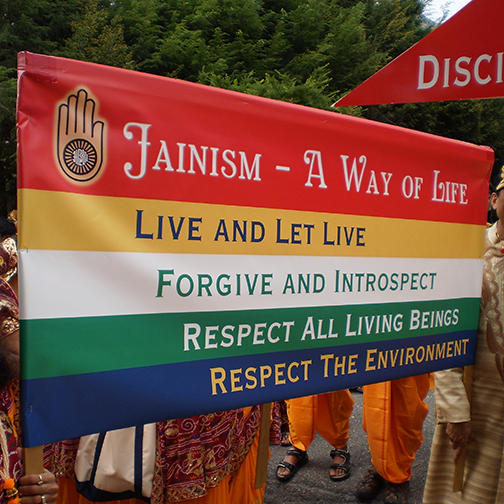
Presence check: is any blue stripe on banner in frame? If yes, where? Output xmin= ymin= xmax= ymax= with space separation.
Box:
xmin=22 ymin=330 xmax=476 ymax=446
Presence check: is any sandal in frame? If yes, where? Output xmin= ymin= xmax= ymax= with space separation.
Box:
xmin=275 ymin=447 xmax=308 ymax=482
xmin=383 ymin=481 xmax=409 ymax=504
xmin=356 ymin=467 xmax=384 ymax=501
xmin=329 ymin=448 xmax=351 ymax=482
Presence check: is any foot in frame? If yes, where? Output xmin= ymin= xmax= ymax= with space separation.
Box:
xmin=275 ymin=447 xmax=308 ymax=482
xmin=280 ymin=431 xmax=292 ymax=447
xmin=356 ymin=467 xmax=384 ymax=501
xmin=383 ymin=481 xmax=409 ymax=504
xmin=329 ymin=447 xmax=351 ymax=481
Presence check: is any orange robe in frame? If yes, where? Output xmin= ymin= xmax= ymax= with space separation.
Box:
xmin=287 ymin=391 xmax=354 ymax=452
xmin=362 ymin=375 xmax=430 ymax=484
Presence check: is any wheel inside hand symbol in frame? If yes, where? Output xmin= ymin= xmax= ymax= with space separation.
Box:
xmin=57 ymin=89 xmax=105 ymax=182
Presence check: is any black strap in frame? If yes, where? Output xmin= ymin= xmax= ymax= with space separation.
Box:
xmin=89 ymin=432 xmax=106 ymax=484
xmin=134 ymin=425 xmax=143 ymax=497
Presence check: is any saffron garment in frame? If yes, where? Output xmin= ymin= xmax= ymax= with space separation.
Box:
xmin=286 ymin=391 xmax=354 ymax=451
xmin=45 ymin=406 xmax=265 ymax=504
xmin=362 ymin=375 xmax=430 ymax=484
xmin=423 ymin=224 xmax=504 ymax=504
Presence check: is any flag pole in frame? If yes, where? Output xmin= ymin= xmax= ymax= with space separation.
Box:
xmin=24 ymin=445 xmax=44 ymax=474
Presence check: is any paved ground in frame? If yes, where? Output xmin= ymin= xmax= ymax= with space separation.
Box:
xmin=264 ymin=389 xmax=435 ymax=504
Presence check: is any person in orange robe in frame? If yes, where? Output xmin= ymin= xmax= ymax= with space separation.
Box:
xmin=276 ymin=391 xmax=354 ymax=483
xmin=47 ymin=405 xmax=265 ymax=504
xmin=356 ymin=375 xmax=430 ymax=504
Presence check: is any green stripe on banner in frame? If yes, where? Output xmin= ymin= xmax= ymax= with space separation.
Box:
xmin=21 ymin=298 xmax=479 ymax=380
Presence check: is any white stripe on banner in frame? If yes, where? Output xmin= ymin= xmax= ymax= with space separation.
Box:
xmin=19 ymin=250 xmax=483 ymax=319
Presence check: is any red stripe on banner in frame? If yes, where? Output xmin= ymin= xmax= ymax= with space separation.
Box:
xmin=17 ymin=52 xmax=493 ymax=224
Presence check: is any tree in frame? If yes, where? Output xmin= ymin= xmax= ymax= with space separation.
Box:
xmin=1 ymin=0 xmax=503 ymax=214
xmin=63 ymin=0 xmax=134 ymax=68
xmin=0 ymin=0 xmax=88 ymax=215
xmin=0 ymin=66 xmax=16 ymax=215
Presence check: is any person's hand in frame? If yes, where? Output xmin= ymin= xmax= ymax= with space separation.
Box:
xmin=18 ymin=471 xmax=58 ymax=504
xmin=445 ymin=421 xmax=471 ymax=463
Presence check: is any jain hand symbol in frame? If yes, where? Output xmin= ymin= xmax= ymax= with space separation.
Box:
xmin=57 ymin=89 xmax=105 ymax=182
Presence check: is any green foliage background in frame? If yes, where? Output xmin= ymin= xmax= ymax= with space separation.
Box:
xmin=1 ymin=0 xmax=503 ymax=215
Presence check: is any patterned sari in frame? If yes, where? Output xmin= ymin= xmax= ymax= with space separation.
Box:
xmin=0 ymin=277 xmax=22 ymax=495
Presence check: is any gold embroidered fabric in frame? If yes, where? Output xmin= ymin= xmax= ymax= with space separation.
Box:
xmin=0 ymin=280 xmax=18 ymax=339
xmin=0 ymin=239 xmax=17 ymax=283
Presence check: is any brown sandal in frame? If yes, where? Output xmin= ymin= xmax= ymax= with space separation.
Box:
xmin=329 ymin=448 xmax=351 ymax=481
xmin=275 ymin=447 xmax=308 ymax=482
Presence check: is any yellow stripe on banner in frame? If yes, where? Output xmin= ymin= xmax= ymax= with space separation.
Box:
xmin=19 ymin=189 xmax=485 ymax=258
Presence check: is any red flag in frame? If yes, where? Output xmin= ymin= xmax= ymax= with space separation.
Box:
xmin=334 ymin=0 xmax=503 ymax=106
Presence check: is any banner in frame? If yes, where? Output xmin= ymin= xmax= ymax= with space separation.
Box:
xmin=17 ymin=52 xmax=493 ymax=447
xmin=334 ymin=0 xmax=504 ymax=106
